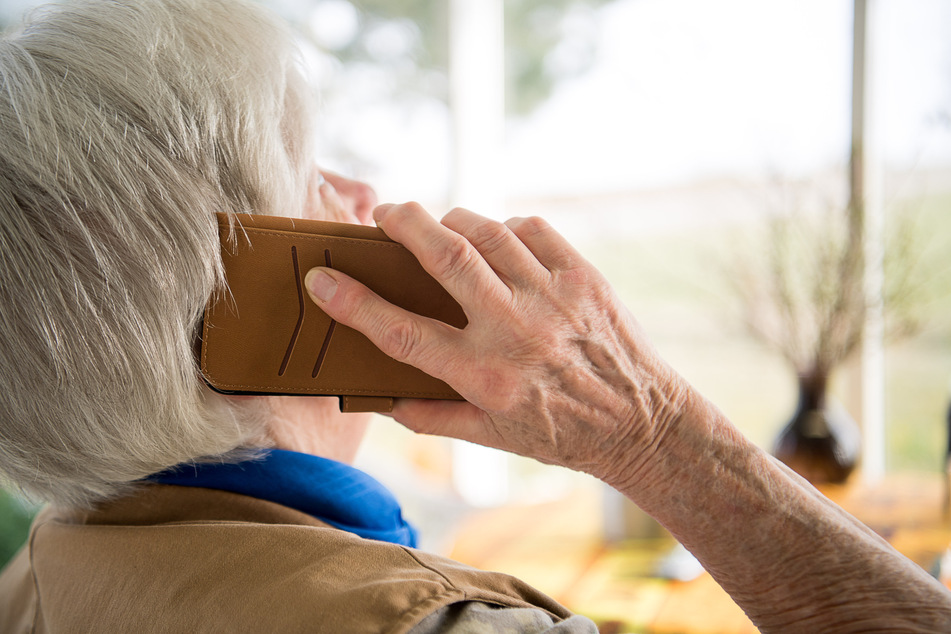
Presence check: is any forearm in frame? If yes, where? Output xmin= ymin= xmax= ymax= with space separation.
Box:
xmin=307 ymin=204 xmax=951 ymax=631
xmin=601 ymin=372 xmax=951 ymax=632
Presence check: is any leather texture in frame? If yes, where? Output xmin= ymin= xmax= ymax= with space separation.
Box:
xmin=200 ymin=213 xmax=466 ymax=411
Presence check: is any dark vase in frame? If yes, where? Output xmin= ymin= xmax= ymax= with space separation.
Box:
xmin=773 ymin=373 xmax=861 ymax=486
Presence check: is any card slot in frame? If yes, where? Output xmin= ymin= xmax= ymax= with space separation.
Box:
xmin=278 ymin=246 xmax=305 ymax=376
xmin=312 ymin=249 xmax=336 ymax=378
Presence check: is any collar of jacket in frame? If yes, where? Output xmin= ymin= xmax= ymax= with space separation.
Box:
xmin=148 ymin=448 xmax=418 ymax=547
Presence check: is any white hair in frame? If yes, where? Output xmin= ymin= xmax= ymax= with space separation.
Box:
xmin=0 ymin=0 xmax=315 ymax=506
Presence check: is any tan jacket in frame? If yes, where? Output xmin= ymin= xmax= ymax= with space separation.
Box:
xmin=0 ymin=485 xmax=570 ymax=633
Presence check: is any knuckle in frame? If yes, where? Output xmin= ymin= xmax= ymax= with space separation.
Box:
xmin=383 ymin=202 xmax=426 ymax=230
xmin=378 ymin=317 xmax=424 ymax=363
xmin=392 ymin=201 xmax=426 ymax=221
xmin=441 ymin=207 xmax=472 ymax=231
xmin=468 ymin=219 xmax=511 ymax=255
xmin=518 ymin=216 xmax=551 ymax=236
xmin=328 ymin=279 xmax=429 ymax=366
xmin=432 ymin=233 xmax=475 ymax=281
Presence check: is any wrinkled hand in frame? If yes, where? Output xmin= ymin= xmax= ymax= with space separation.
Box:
xmin=304 ymin=203 xmax=684 ymax=478
xmin=309 ymin=203 xmax=951 ymax=634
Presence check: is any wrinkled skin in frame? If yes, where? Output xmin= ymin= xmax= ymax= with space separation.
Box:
xmin=304 ymin=202 xmax=951 ymax=632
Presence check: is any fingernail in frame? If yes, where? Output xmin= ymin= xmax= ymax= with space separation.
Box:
xmin=305 ymin=269 xmax=338 ymax=303
xmin=372 ymin=204 xmax=392 ymax=226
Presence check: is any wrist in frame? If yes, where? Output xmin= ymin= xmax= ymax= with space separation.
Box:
xmin=587 ymin=356 xmax=695 ymax=492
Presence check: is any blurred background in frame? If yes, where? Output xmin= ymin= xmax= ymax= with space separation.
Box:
xmin=1 ymin=0 xmax=949 ymax=630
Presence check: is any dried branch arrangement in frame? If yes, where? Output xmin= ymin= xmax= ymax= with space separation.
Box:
xmin=726 ymin=184 xmax=926 ymax=380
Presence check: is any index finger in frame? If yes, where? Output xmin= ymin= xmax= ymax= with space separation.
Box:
xmin=373 ymin=202 xmax=512 ymax=309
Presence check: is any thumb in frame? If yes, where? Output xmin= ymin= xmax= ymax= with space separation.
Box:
xmin=303 ymin=266 xmax=454 ymax=373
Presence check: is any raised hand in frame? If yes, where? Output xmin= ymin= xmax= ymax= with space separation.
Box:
xmin=305 ymin=201 xmax=951 ymax=632
xmin=303 ymin=201 xmax=683 ymax=480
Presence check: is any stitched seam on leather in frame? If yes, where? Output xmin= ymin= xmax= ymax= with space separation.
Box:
xmin=202 ymin=383 xmax=456 ymax=398
xmin=223 ymin=225 xmax=403 ymax=249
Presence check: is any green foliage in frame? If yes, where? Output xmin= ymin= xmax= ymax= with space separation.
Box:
xmin=0 ymin=489 xmax=35 ymax=569
xmin=504 ymin=0 xmax=606 ymax=114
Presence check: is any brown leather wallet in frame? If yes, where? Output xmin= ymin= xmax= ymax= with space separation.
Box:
xmin=199 ymin=212 xmax=467 ymax=413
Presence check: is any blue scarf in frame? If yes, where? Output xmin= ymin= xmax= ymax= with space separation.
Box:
xmin=149 ymin=448 xmax=418 ymax=547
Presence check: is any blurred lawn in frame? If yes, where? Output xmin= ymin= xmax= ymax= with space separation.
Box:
xmin=884 ymin=190 xmax=951 ymax=472
xmin=579 ymin=189 xmax=951 ymax=468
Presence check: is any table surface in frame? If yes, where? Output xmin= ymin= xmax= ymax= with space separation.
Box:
xmin=448 ymin=473 xmax=951 ymax=633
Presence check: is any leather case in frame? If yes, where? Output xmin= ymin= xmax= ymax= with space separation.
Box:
xmin=199 ymin=212 xmax=467 ymax=412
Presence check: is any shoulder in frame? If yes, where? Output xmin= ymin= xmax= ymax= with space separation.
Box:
xmin=0 ymin=545 xmax=37 ymax=634
xmin=26 ymin=486 xmax=572 ymax=633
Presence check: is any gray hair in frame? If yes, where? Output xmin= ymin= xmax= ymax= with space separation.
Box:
xmin=0 ymin=0 xmax=315 ymax=506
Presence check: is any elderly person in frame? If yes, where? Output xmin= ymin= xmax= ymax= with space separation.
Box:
xmin=0 ymin=0 xmax=591 ymax=631
xmin=1 ymin=1 xmax=950 ymax=632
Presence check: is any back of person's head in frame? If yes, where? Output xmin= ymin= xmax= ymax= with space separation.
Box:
xmin=0 ymin=0 xmax=315 ymax=507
